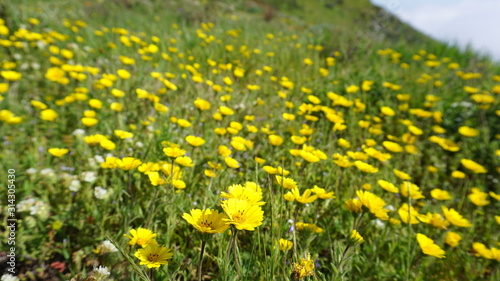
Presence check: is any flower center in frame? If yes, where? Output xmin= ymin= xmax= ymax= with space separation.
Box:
xmin=200 ymin=220 xmax=213 ymax=229
xmin=232 ymin=211 xmax=245 ymax=223
xmin=148 ymin=253 xmax=159 ymax=262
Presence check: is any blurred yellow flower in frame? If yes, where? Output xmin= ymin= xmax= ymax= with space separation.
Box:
xmin=416 ymin=233 xmax=445 ymax=258
xmin=48 ymin=148 xmax=69 ymax=157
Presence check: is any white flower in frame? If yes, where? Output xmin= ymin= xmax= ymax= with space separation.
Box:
xmin=69 ymin=179 xmax=81 ymax=192
xmin=94 ymin=155 xmax=105 ymax=163
xmin=40 ymin=168 xmax=55 ymax=178
xmin=1 ymin=274 xmax=19 ymax=281
xmin=100 ymin=240 xmax=118 ymax=253
xmin=94 ymin=186 xmax=110 ymax=200
xmin=93 ymin=265 xmax=111 ymax=280
xmin=26 ymin=168 xmax=37 ymax=175
xmin=81 ymin=171 xmax=97 ymax=183
xmin=135 ymin=141 xmax=144 ymax=148
xmin=72 ymin=129 xmax=86 ymax=136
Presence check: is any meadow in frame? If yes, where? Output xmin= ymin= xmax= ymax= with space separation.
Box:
xmin=0 ymin=0 xmax=499 ymax=280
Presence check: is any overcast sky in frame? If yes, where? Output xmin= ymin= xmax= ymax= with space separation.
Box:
xmin=370 ymin=0 xmax=500 ymax=61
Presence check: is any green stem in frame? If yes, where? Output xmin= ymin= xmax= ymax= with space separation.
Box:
xmin=198 ymin=240 xmax=206 ymax=281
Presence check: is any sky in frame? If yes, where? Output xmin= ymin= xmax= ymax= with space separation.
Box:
xmin=370 ymin=0 xmax=500 ymax=61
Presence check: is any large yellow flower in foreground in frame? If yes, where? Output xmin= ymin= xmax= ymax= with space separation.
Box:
xmin=124 ymin=227 xmax=157 ymax=247
xmin=182 ymin=209 xmax=229 ymax=234
xmin=221 ymin=198 xmax=264 ymax=231
xmin=416 ymin=233 xmax=446 ymax=258
xmin=134 ymin=240 xmax=173 ymax=268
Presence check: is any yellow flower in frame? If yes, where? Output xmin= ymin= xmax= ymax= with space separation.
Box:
xmin=354 ymin=161 xmax=378 ymax=173
xmin=219 ymin=106 xmax=234 ymax=116
xmin=31 ymin=100 xmax=47 ymax=110
xmin=117 ymin=157 xmax=142 ymax=171
xmin=279 ymin=238 xmax=293 ymax=251
xmin=311 ymin=185 xmax=335 ymax=199
xmin=194 ymin=98 xmax=211 ymax=111
xmin=40 ymin=109 xmax=58 ymax=121
xmin=377 ymin=180 xmax=399 ymax=193
xmin=81 ymin=117 xmax=98 ymax=127
xmin=442 ymin=206 xmax=472 ymax=227
xmin=345 ymin=199 xmax=363 ymax=213
xmin=468 ymin=188 xmax=490 ymax=206
xmin=300 ymin=150 xmax=320 ymax=163
xmin=48 ymin=148 xmax=69 ymax=157
xmin=458 ymin=126 xmax=479 ymax=137
xmin=382 ymin=141 xmax=403 ymax=153
xmin=124 ymin=227 xmax=157 ymax=247
xmin=296 ymin=222 xmax=323 ymax=233
xmin=221 ymin=198 xmax=264 ymax=231
xmin=292 ymin=253 xmax=315 ymax=279
xmin=380 ymin=106 xmax=395 ymax=116
xmin=1 ymin=70 xmax=22 ymax=81
xmin=349 ymin=229 xmax=364 ymax=245
xmin=117 ymin=69 xmax=131 ymax=79
xmin=134 ymin=240 xmax=173 ymax=268
xmin=400 ymin=181 xmax=425 ymax=199
xmin=182 ymin=209 xmax=229 ymax=234
xmin=461 ymin=159 xmax=487 ymax=173
xmin=100 ymin=139 xmax=116 ymax=150
xmin=185 ymin=135 xmax=205 ymax=147
xmin=451 ymin=170 xmax=466 ymax=179
xmin=114 ymin=129 xmax=133 ymax=139
xmin=275 ymin=176 xmax=298 ymax=189
xmin=269 ymin=134 xmax=284 ymax=146
xmin=177 ymin=118 xmax=192 ymax=127
xmin=291 ymin=188 xmax=318 ymax=204
xmin=416 ymin=233 xmax=446 ymax=258
xmin=163 ymin=147 xmax=186 ymax=158
xmin=398 ymin=203 xmax=420 ymax=224
xmin=430 ymin=189 xmax=451 ymax=200
xmin=220 ymin=184 xmax=265 ymax=205
xmin=175 ymin=156 xmax=194 ymax=167
xmin=148 ymin=172 xmax=167 ymax=186
xmin=393 ymin=169 xmax=412 ymax=180
xmin=337 ymin=138 xmax=351 ymax=148
xmin=356 ymin=190 xmax=389 ymax=220
xmin=445 ymin=231 xmax=461 ymax=247
xmin=224 ymin=157 xmax=240 ymax=169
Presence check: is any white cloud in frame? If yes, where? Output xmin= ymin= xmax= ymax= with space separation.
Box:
xmin=372 ymin=0 xmax=500 ymax=60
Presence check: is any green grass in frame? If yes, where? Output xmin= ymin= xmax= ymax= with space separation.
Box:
xmin=0 ymin=0 xmax=499 ymax=280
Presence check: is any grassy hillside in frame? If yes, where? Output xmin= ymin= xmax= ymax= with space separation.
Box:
xmin=0 ymin=0 xmax=499 ymax=280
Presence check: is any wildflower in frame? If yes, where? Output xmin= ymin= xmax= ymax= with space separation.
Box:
xmin=393 ymin=169 xmax=412 ymax=180
xmin=445 ymin=232 xmax=462 ymax=247
xmin=124 ymin=227 xmax=157 ymax=247
xmin=163 ymin=147 xmax=186 ymax=159
xmin=461 ymin=159 xmax=487 ymax=173
xmin=349 ymin=230 xmax=364 ymax=245
xmin=82 ymin=117 xmax=98 ymax=127
xmin=451 ymin=171 xmax=466 ymax=179
xmin=275 ymin=176 xmax=298 ymax=189
xmin=182 ymin=209 xmax=229 ymax=234
xmin=279 ymin=238 xmax=293 ymax=251
xmin=114 ymin=129 xmax=133 ymax=139
xmin=194 ymin=98 xmax=211 ymax=110
xmin=377 ymin=180 xmax=398 ymax=193
xmin=292 ymin=253 xmax=315 ymax=279
xmin=224 ymin=156 xmax=240 ymax=169
xmin=382 ymin=141 xmax=403 ymax=153
xmin=220 ymin=184 xmax=265 ymax=205
xmin=442 ymin=206 xmax=472 ymax=227
xmin=416 ymin=233 xmax=446 ymax=258
xmin=468 ymin=187 xmax=490 ymax=206
xmin=117 ymin=157 xmax=142 ymax=170
xmin=356 ymin=190 xmax=389 ymax=220
xmin=94 ymin=186 xmax=110 ymax=200
xmin=134 ymin=240 xmax=173 ymax=268
xmin=291 ymin=188 xmax=318 ymax=204
xmin=430 ymin=189 xmax=451 ymax=200
xmin=269 ymin=134 xmax=284 ymax=146
xmin=380 ymin=106 xmax=395 ymax=116
xmin=400 ymin=181 xmax=425 ymax=199
xmin=48 ymin=148 xmax=69 ymax=157
xmin=185 ymin=135 xmax=205 ymax=147
xmin=40 ymin=109 xmax=58 ymax=121
xmin=311 ymin=185 xmax=335 ymax=199
xmin=354 ymin=161 xmax=378 ymax=173
xmin=398 ymin=203 xmax=420 ymax=224
xmin=221 ymin=198 xmax=264 ymax=231
xmin=92 ymin=265 xmax=111 ymax=280
xmin=458 ymin=126 xmax=479 ymax=137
